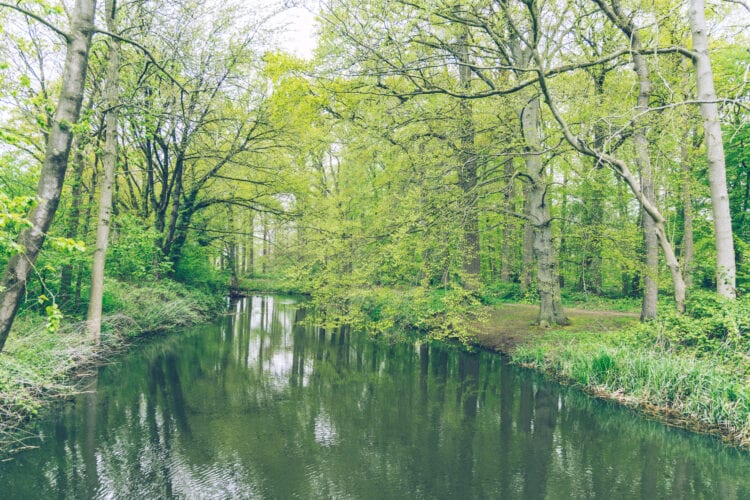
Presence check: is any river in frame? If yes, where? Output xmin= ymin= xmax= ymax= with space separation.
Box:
xmin=1 ymin=295 xmax=748 ymax=498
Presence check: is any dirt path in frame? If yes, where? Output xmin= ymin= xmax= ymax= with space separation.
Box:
xmin=473 ymin=303 xmax=638 ymax=353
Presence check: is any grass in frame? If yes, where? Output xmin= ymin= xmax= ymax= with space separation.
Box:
xmin=507 ymin=320 xmax=750 ymax=447
xmin=0 ymin=278 xmax=222 ymax=454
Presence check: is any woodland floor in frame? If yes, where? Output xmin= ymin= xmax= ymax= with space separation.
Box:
xmin=473 ymin=303 xmax=639 ymax=353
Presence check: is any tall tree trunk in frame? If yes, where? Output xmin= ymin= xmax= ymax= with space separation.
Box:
xmin=616 ymin=179 xmax=635 ymax=296
xmin=500 ymin=159 xmax=516 ymax=282
xmin=595 ymin=0 xmax=668 ymax=321
xmin=521 ymin=98 xmax=568 ymax=326
xmin=0 ymin=0 xmax=97 ymax=353
xmin=456 ymin=28 xmax=480 ymax=289
xmin=688 ymin=0 xmax=736 ymax=298
xmin=87 ymin=0 xmax=120 ymax=343
xmin=75 ymin=164 xmax=99 ymax=309
xmin=262 ymin=218 xmax=269 ymax=274
xmin=227 ymin=205 xmax=238 ymax=290
xmin=579 ymin=73 xmax=607 ymax=295
xmin=681 ymin=132 xmax=695 ymax=290
xmin=631 ymin=36 xmax=658 ymax=320
xmin=248 ymin=212 xmax=255 ymax=277
xmin=521 ymin=182 xmax=535 ymax=294
xmin=59 ymin=137 xmax=87 ymax=306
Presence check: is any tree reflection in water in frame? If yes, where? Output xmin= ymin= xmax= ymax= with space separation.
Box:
xmin=1 ymin=295 xmax=749 ymax=499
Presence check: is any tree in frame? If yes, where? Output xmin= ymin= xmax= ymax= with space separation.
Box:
xmin=0 ymin=0 xmax=97 ymax=352
xmin=87 ymin=0 xmax=121 ymax=342
xmin=688 ymin=0 xmax=737 ymax=298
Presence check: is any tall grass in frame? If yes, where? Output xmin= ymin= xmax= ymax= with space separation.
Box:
xmin=513 ymin=340 xmax=750 ymax=446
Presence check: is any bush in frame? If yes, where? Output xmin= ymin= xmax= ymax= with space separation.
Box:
xmin=172 ymin=241 xmax=226 ymax=292
xmin=480 ymin=281 xmax=522 ymax=304
xmin=652 ymin=292 xmax=750 ymax=350
xmin=107 ymin=214 xmax=171 ymax=282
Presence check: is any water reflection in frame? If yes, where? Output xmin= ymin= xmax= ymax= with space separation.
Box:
xmin=2 ymin=295 xmax=749 ymax=499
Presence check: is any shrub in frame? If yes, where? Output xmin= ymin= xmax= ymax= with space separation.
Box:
xmin=652 ymin=292 xmax=750 ymax=350
xmin=480 ymin=281 xmax=522 ymax=304
xmin=107 ymin=214 xmax=171 ymax=282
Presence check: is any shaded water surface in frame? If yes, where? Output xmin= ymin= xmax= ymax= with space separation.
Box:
xmin=1 ymin=295 xmax=749 ymax=499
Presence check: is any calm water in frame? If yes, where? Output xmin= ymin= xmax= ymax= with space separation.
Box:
xmin=1 ymin=295 xmax=749 ymax=499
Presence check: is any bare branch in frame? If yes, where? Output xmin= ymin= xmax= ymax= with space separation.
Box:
xmin=0 ymin=2 xmax=70 ymax=42
xmin=92 ymin=28 xmax=190 ymax=94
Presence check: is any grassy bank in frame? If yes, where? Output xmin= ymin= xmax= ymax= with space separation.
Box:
xmin=0 ymin=279 xmax=223 ymax=454
xmin=481 ymin=294 xmax=750 ymax=448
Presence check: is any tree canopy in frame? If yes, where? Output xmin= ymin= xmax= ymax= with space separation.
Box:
xmin=0 ymin=0 xmax=747 ymax=350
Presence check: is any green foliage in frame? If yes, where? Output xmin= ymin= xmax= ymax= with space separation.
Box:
xmin=308 ymin=285 xmax=482 ymax=344
xmin=239 ymin=274 xmax=302 ymax=295
xmin=479 ymin=281 xmax=522 ymax=304
xmin=107 ymin=214 xmax=171 ymax=282
xmin=0 ymin=193 xmax=34 ymax=256
xmin=645 ymin=291 xmax=750 ymax=350
xmin=561 ymin=290 xmax=641 ymax=312
xmin=172 ymin=241 xmax=225 ymax=291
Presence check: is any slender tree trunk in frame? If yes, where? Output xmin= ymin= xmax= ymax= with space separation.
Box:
xmin=590 ymin=0 xmax=686 ymax=316
xmin=688 ymin=0 xmax=736 ymax=298
xmin=456 ymin=28 xmax=480 ymax=289
xmin=521 ymin=182 xmax=535 ymax=294
xmin=248 ymin=212 xmax=254 ymax=277
xmin=558 ymin=170 xmax=568 ymax=290
xmin=500 ymin=160 xmax=515 ymax=282
xmin=227 ymin=206 xmax=238 ymax=290
xmin=630 ymin=36 xmax=658 ymax=320
xmin=0 ymin=0 xmax=97 ymax=353
xmin=579 ymin=73 xmax=607 ymax=295
xmin=87 ymin=0 xmax=120 ymax=343
xmin=681 ymin=133 xmax=694 ymax=290
xmin=521 ymin=98 xmax=568 ymax=326
xmin=162 ymin=157 xmax=184 ymax=259
xmin=262 ymin=218 xmax=269 ymax=274
xmin=59 ymin=138 xmax=87 ymax=306
xmin=75 ymin=163 xmax=98 ymax=308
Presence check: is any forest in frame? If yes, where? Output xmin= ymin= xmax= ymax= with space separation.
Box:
xmin=0 ymin=0 xmax=749 ymax=453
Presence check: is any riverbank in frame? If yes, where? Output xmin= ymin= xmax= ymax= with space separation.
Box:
xmin=473 ymin=301 xmax=750 ymax=449
xmin=0 ymin=279 xmax=222 ymax=454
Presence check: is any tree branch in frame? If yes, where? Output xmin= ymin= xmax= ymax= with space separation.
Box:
xmin=0 ymin=2 xmax=70 ymax=42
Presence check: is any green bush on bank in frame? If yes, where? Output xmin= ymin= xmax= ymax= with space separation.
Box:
xmin=653 ymin=292 xmax=750 ymax=352
xmin=308 ymin=285 xmax=483 ymax=343
xmin=0 ymin=278 xmax=223 ymax=453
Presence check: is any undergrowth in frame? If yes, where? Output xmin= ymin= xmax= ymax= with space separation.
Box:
xmin=308 ymin=285 xmax=484 ymax=344
xmin=0 ymin=279 xmax=222 ymax=454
